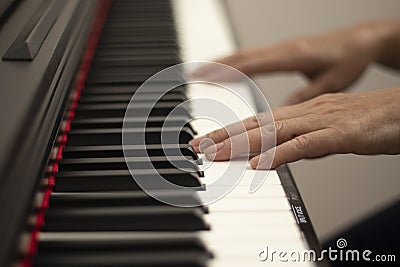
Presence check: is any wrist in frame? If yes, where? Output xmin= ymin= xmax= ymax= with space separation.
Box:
xmin=361 ymin=20 xmax=400 ymax=68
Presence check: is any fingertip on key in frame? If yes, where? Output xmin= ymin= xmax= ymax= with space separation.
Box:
xmin=249 ymin=156 xmax=259 ymax=169
xmin=189 ymin=137 xmax=203 ymax=151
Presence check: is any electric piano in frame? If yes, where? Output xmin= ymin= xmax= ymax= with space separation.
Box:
xmin=0 ymin=0 xmax=329 ymax=266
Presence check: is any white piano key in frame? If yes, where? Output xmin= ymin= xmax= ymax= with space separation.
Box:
xmin=218 ymin=184 xmax=285 ymax=197
xmin=204 ymin=211 xmax=297 ymax=226
xmin=172 ymin=0 xmax=235 ymax=61
xmin=207 ymin=197 xmax=290 ymax=212
xmin=210 ymin=258 xmax=314 ymax=267
xmin=187 ymin=83 xmax=258 ymax=127
xmin=201 ymin=161 xmax=281 ymax=186
xmin=207 ymin=224 xmax=301 ymax=239
xmin=207 ymin=241 xmax=311 ymax=266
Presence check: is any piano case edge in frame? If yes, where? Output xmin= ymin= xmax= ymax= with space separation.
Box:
xmin=0 ymin=1 xmax=100 ymax=266
xmin=277 ymin=164 xmax=331 ymax=267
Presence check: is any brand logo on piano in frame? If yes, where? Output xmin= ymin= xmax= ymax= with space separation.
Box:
xmin=292 ymin=205 xmax=307 ymax=224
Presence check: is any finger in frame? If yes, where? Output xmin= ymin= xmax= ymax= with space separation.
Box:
xmin=274 ymin=115 xmax=325 ymax=146
xmin=250 ymin=128 xmax=339 ymax=169
xmin=211 ymin=115 xmax=323 ymax=157
xmin=189 ymin=112 xmax=272 ymax=152
xmin=193 ymin=44 xmax=304 ymax=80
xmin=191 ymin=49 xmax=260 ymax=80
xmin=205 ymin=126 xmax=273 ymax=161
xmin=209 ymin=114 xmax=324 ymax=160
xmin=190 ymin=102 xmax=315 ymax=153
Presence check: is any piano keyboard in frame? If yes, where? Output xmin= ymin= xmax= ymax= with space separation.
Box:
xmin=0 ymin=0 xmax=324 ymax=266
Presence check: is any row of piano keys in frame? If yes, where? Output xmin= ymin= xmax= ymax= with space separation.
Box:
xmin=17 ymin=1 xmax=212 ymax=266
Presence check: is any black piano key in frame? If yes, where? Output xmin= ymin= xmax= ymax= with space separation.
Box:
xmin=54 ymin=169 xmax=204 ymax=192
xmin=97 ymin=42 xmax=178 ymax=54
xmin=88 ymin=66 xmax=180 ymax=76
xmin=70 ymin=117 xmax=196 ymax=134
xmin=61 ymin=144 xmax=199 ymax=159
xmin=58 ymin=156 xmax=202 ymax=173
xmin=34 ymin=232 xmax=209 ymax=254
xmin=47 ymin=191 xmax=205 ymax=209
xmin=70 ymin=116 xmax=188 ymax=128
xmin=32 ymin=251 xmax=209 ymax=267
xmin=103 ymin=20 xmax=175 ymax=29
xmin=90 ymin=55 xmax=180 ymax=67
xmin=96 ymin=42 xmax=178 ymax=52
xmin=66 ymin=127 xmax=194 ymax=146
xmin=74 ymin=102 xmax=190 ymax=118
xmin=78 ymin=93 xmax=187 ymax=104
xmin=104 ymin=15 xmax=175 ymax=23
xmin=98 ymin=37 xmax=177 ymax=46
xmin=81 ymin=85 xmax=185 ymax=96
xmin=86 ymin=67 xmax=183 ymax=84
xmin=95 ymin=46 xmax=178 ymax=57
xmin=42 ymin=206 xmax=209 ymax=231
xmin=102 ymin=25 xmax=176 ymax=32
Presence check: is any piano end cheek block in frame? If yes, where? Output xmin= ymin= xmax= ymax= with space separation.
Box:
xmin=3 ymin=0 xmax=66 ymax=60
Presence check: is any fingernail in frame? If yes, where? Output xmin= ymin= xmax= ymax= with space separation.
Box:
xmin=190 ymin=135 xmax=206 ymax=146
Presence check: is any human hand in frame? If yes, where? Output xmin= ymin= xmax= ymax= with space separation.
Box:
xmin=193 ymin=21 xmax=400 ymax=105
xmin=189 ymin=88 xmax=400 ymax=169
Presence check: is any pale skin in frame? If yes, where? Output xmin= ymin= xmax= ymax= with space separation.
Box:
xmin=189 ymin=20 xmax=400 ymax=169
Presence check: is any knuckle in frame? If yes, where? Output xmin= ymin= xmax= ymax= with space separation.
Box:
xmin=256 ymin=112 xmax=271 ymax=125
xmin=324 ymin=128 xmax=345 ymax=152
xmin=274 ymin=120 xmax=284 ymax=134
xmin=311 ymin=93 xmax=346 ymax=107
xmin=250 ymin=116 xmax=261 ymax=127
xmin=327 ymin=127 xmax=347 ymax=152
xmin=292 ymin=135 xmax=311 ymax=151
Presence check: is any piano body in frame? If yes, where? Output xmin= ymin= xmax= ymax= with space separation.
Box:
xmin=0 ymin=0 xmax=329 ymax=266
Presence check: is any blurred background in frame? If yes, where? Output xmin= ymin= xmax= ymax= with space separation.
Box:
xmin=223 ymin=0 xmax=400 ymax=242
